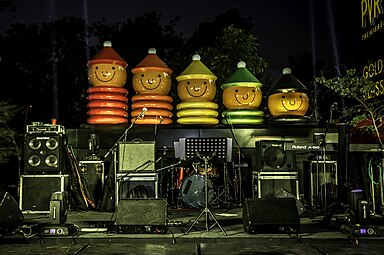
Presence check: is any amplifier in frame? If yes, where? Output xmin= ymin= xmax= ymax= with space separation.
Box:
xmin=118 ymin=141 xmax=155 ymax=172
xmin=26 ymin=124 xmax=65 ymax=134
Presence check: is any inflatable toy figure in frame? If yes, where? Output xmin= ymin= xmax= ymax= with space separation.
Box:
xmin=86 ymin=41 xmax=129 ymax=124
xmin=130 ymin=48 xmax=173 ymax=125
xmin=267 ymin=68 xmax=310 ymax=123
xmin=221 ymin=61 xmax=264 ymax=125
xmin=87 ymin=41 xmax=127 ymax=87
xmin=176 ymin=54 xmax=219 ymax=125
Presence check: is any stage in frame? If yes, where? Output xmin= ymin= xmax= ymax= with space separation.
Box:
xmin=2 ymin=205 xmax=384 ymax=255
xmin=2 ymin=124 xmax=384 ymax=254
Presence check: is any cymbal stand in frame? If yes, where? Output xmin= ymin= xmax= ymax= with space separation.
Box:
xmin=185 ymin=151 xmax=227 ymax=236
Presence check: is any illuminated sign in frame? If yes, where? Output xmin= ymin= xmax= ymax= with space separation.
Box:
xmin=361 ymin=0 xmax=384 ymax=40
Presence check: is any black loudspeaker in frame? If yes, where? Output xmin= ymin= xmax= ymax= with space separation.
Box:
xmin=24 ymin=134 xmax=67 ymax=173
xmin=255 ymin=140 xmax=295 ymax=171
xmin=115 ymin=199 xmax=167 ymax=234
xmin=0 ymin=191 xmax=24 ymax=236
xmin=242 ymin=198 xmax=300 ymax=234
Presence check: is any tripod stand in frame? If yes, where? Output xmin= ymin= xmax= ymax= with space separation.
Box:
xmin=185 ymin=151 xmax=227 ymax=236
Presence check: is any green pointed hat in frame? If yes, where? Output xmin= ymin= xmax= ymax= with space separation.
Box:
xmin=176 ymin=54 xmax=217 ymax=81
xmin=221 ymin=61 xmax=263 ymax=89
xmin=268 ymin=67 xmax=308 ymax=94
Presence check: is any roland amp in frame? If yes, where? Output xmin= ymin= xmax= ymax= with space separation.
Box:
xmin=24 ymin=133 xmax=67 ymax=174
xmin=255 ymin=140 xmax=295 ymax=172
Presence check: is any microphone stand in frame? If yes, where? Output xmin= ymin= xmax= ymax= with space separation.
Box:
xmin=223 ymin=113 xmax=243 ymax=205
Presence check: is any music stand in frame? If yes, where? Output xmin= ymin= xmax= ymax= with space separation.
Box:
xmin=183 ymin=137 xmax=228 ymax=236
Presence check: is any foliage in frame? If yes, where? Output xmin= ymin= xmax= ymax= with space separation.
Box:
xmin=314 ymin=69 xmax=384 ymax=145
xmin=0 ymin=101 xmax=21 ymax=164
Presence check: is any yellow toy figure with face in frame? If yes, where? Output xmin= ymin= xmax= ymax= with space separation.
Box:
xmin=267 ymin=68 xmax=310 ymax=122
xmin=177 ymin=55 xmax=216 ymax=102
xmin=131 ymin=48 xmax=172 ymax=95
xmin=221 ymin=61 xmax=264 ymax=125
xmin=87 ymin=41 xmax=128 ymax=87
xmin=176 ymin=54 xmax=219 ymax=125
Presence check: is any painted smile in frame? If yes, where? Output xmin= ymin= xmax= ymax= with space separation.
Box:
xmin=186 ymin=85 xmax=207 ymax=97
xmin=235 ymin=93 xmax=255 ymax=105
xmin=140 ymin=79 xmax=161 ymax=90
xmin=281 ymin=99 xmax=303 ymax=111
xmin=95 ymin=71 xmax=116 ymax=82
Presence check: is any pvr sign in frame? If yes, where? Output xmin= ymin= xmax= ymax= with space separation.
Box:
xmin=361 ymin=0 xmax=384 ymax=40
xmin=361 ymin=0 xmax=383 ymax=28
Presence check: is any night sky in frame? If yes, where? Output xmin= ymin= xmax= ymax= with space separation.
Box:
xmin=1 ymin=0 xmax=316 ymax=76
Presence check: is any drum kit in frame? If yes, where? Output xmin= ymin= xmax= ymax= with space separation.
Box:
xmin=173 ymin=162 xmax=223 ymax=209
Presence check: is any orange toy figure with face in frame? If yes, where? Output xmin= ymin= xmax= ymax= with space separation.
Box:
xmin=221 ymin=62 xmax=263 ymax=110
xmin=132 ymin=48 xmax=172 ymax=95
xmin=177 ymin=55 xmax=217 ymax=102
xmin=87 ymin=41 xmax=128 ymax=87
xmin=267 ymin=68 xmax=309 ymax=119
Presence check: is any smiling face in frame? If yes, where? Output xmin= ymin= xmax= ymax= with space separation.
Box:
xmin=223 ymin=86 xmax=262 ymax=110
xmin=268 ymin=91 xmax=309 ymax=117
xmin=88 ymin=63 xmax=127 ymax=87
xmin=177 ymin=78 xmax=216 ymax=102
xmin=132 ymin=71 xmax=171 ymax=94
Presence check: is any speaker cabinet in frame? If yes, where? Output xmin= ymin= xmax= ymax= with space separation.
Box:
xmin=24 ymin=134 xmax=67 ymax=174
xmin=255 ymin=140 xmax=295 ymax=171
xmin=0 ymin=191 xmax=24 ymax=236
xmin=242 ymin=198 xmax=300 ymax=234
xmin=116 ymin=198 xmax=167 ymax=234
xmin=118 ymin=141 xmax=155 ymax=172
xmin=19 ymin=175 xmax=69 ymax=213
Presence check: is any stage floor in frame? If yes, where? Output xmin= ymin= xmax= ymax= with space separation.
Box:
xmin=1 ymin=204 xmax=384 ymax=255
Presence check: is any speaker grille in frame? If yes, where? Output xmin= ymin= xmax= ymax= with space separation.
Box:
xmin=116 ymin=199 xmax=167 ymax=225
xmin=255 ymin=140 xmax=295 ymax=171
xmin=118 ymin=141 xmax=155 ymax=172
xmin=24 ymin=134 xmax=66 ymax=174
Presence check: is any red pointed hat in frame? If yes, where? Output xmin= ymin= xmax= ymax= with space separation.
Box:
xmin=87 ymin=41 xmax=128 ymax=67
xmin=131 ymin=48 xmax=172 ymax=74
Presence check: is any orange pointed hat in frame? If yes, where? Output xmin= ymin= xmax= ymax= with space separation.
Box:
xmin=87 ymin=41 xmax=128 ymax=67
xmin=131 ymin=48 xmax=172 ymax=74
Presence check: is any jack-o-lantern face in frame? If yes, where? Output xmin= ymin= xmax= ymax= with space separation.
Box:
xmin=88 ymin=63 xmax=127 ymax=87
xmin=223 ymin=86 xmax=262 ymax=110
xmin=178 ymin=78 xmax=216 ymax=102
xmin=268 ymin=92 xmax=309 ymax=117
xmin=133 ymin=71 xmax=171 ymax=94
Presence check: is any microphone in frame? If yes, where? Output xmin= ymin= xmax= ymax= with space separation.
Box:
xmin=139 ymin=107 xmax=147 ymax=119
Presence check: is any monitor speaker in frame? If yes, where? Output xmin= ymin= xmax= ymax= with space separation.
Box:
xmin=243 ymin=197 xmax=300 ymax=234
xmin=255 ymin=140 xmax=295 ymax=171
xmin=0 ymin=191 xmax=24 ymax=236
xmin=24 ymin=134 xmax=67 ymax=174
xmin=116 ymin=198 xmax=167 ymax=226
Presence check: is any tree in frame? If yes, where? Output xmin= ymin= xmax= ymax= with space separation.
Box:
xmin=314 ymin=68 xmax=384 ymax=146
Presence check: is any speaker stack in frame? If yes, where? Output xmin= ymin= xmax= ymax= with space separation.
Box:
xmin=253 ymin=140 xmax=299 ymax=200
xmin=20 ymin=123 xmax=69 ymax=213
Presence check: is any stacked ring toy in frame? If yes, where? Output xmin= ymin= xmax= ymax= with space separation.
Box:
xmin=221 ymin=109 xmax=264 ymax=125
xmin=86 ymin=86 xmax=129 ymax=124
xmin=131 ymin=94 xmax=173 ymax=124
xmin=176 ymin=101 xmax=219 ymax=125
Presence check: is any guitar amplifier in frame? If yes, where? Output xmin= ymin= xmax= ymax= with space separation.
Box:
xmin=118 ymin=141 xmax=155 ymax=172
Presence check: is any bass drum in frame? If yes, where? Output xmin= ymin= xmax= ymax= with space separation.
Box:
xmin=180 ymin=174 xmax=214 ymax=209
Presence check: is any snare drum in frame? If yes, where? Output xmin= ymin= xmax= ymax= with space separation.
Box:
xmin=180 ymin=174 xmax=214 ymax=209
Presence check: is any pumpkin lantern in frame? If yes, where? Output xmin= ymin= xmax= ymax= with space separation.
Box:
xmin=267 ymin=68 xmax=310 ymax=123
